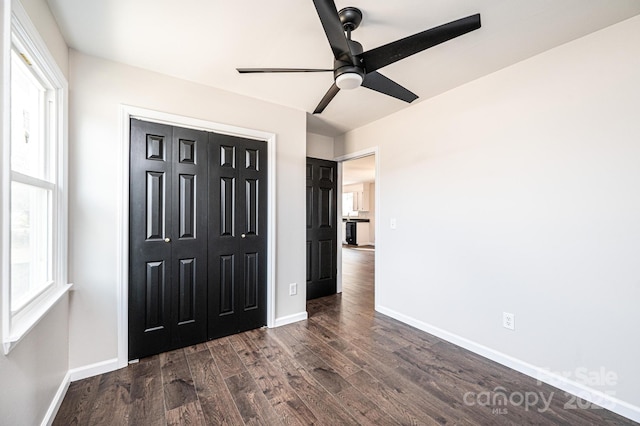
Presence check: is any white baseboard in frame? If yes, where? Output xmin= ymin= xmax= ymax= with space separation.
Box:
xmin=69 ymin=357 xmax=120 ymax=382
xmin=66 ymin=311 xmax=308 ymax=384
xmin=41 ymin=358 xmax=123 ymax=424
xmin=273 ymin=311 xmax=308 ymax=327
xmin=41 ymin=370 xmax=71 ymax=426
xmin=376 ymin=305 xmax=640 ymax=424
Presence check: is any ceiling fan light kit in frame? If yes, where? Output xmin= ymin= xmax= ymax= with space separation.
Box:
xmin=336 ymin=72 xmax=363 ymax=90
xmin=237 ymin=1 xmax=481 ymax=114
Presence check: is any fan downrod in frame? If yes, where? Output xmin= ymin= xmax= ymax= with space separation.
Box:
xmin=338 ymin=7 xmax=362 ymax=33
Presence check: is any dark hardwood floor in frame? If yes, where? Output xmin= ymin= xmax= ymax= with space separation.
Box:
xmin=55 ymin=247 xmax=636 ymax=425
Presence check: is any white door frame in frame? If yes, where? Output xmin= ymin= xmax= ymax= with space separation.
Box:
xmin=117 ymin=105 xmax=277 ymax=366
xmin=334 ymin=147 xmax=379 ymax=297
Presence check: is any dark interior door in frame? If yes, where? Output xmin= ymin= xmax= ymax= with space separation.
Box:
xmin=208 ymin=134 xmax=268 ymax=339
xmin=129 ymin=120 xmax=268 ymax=360
xmin=306 ymin=157 xmax=337 ymax=300
xmin=129 ymin=119 xmax=208 ymax=359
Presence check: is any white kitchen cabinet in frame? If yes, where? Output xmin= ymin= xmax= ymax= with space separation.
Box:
xmin=356 ymin=222 xmax=370 ymax=245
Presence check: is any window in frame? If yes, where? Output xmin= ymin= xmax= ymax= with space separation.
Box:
xmin=2 ymin=1 xmax=69 ymax=354
xmin=343 ymin=192 xmax=354 ymax=216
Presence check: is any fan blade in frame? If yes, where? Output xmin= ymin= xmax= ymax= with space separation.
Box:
xmin=313 ymin=83 xmax=340 ymax=114
xmin=312 ymin=0 xmax=352 ymax=61
xmin=237 ymin=68 xmax=332 ymax=73
xmin=360 ymin=14 xmax=481 ymax=73
xmin=362 ymin=72 xmax=418 ymax=103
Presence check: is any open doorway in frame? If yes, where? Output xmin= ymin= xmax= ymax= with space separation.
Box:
xmin=340 ymin=154 xmax=376 ymax=298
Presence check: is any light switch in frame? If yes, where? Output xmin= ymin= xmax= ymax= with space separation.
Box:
xmin=390 ymin=218 xmax=397 ymax=229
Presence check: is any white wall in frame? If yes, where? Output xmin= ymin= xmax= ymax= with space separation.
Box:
xmin=67 ymin=51 xmax=307 ymax=369
xmin=0 ymin=300 xmax=70 ymax=425
xmin=0 ymin=0 xmax=70 ymax=424
xmin=336 ymin=15 xmax=640 ymax=415
xmin=306 ymin=132 xmax=334 ymax=160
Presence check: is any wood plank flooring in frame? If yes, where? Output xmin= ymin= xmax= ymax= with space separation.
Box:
xmin=55 ymin=247 xmax=637 ymax=425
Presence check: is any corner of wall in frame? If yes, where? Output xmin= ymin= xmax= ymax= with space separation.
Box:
xmin=306 ymin=132 xmax=335 ymax=160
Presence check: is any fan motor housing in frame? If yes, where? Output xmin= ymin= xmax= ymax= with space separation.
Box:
xmin=334 ymin=62 xmax=364 ymax=81
xmin=334 ymin=39 xmax=364 ymax=80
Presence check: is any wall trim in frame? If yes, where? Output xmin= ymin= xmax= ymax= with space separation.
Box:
xmin=274 ymin=311 xmax=308 ymax=328
xmin=68 ymin=357 xmax=120 ymax=382
xmin=41 ymin=370 xmax=71 ymax=426
xmin=376 ymin=304 xmax=640 ymax=423
xmin=117 ymin=105 xmax=277 ymax=369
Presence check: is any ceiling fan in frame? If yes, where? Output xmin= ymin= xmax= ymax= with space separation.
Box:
xmin=237 ymin=1 xmax=481 ymax=114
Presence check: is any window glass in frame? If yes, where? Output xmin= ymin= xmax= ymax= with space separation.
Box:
xmin=10 ymin=49 xmax=50 ymax=181
xmin=8 ymin=44 xmax=56 ymax=314
xmin=343 ymin=192 xmax=354 ymax=216
xmin=10 ymin=182 xmax=53 ymax=312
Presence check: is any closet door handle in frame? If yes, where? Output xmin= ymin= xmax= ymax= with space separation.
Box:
xmin=164 ymin=238 xmax=171 ymax=243
xmin=241 ymin=234 xmax=246 ymax=238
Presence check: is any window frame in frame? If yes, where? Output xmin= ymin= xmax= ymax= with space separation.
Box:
xmin=1 ymin=0 xmax=69 ymax=354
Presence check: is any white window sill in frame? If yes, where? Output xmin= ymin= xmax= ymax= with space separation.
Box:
xmin=3 ymin=283 xmax=73 ymax=355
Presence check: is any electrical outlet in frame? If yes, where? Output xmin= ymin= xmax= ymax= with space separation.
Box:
xmin=390 ymin=218 xmax=397 ymax=229
xmin=503 ymin=312 xmax=515 ymax=330
xmin=289 ymin=283 xmax=297 ymax=296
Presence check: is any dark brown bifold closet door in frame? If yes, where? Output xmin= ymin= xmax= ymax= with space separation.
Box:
xmin=208 ymin=133 xmax=268 ymax=339
xmin=129 ymin=120 xmax=267 ymax=360
xmin=129 ymin=119 xmax=208 ymax=359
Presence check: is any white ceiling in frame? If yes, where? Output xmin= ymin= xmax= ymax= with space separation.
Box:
xmin=47 ymin=0 xmax=640 ymax=136
xmin=343 ymin=155 xmax=375 ymax=185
